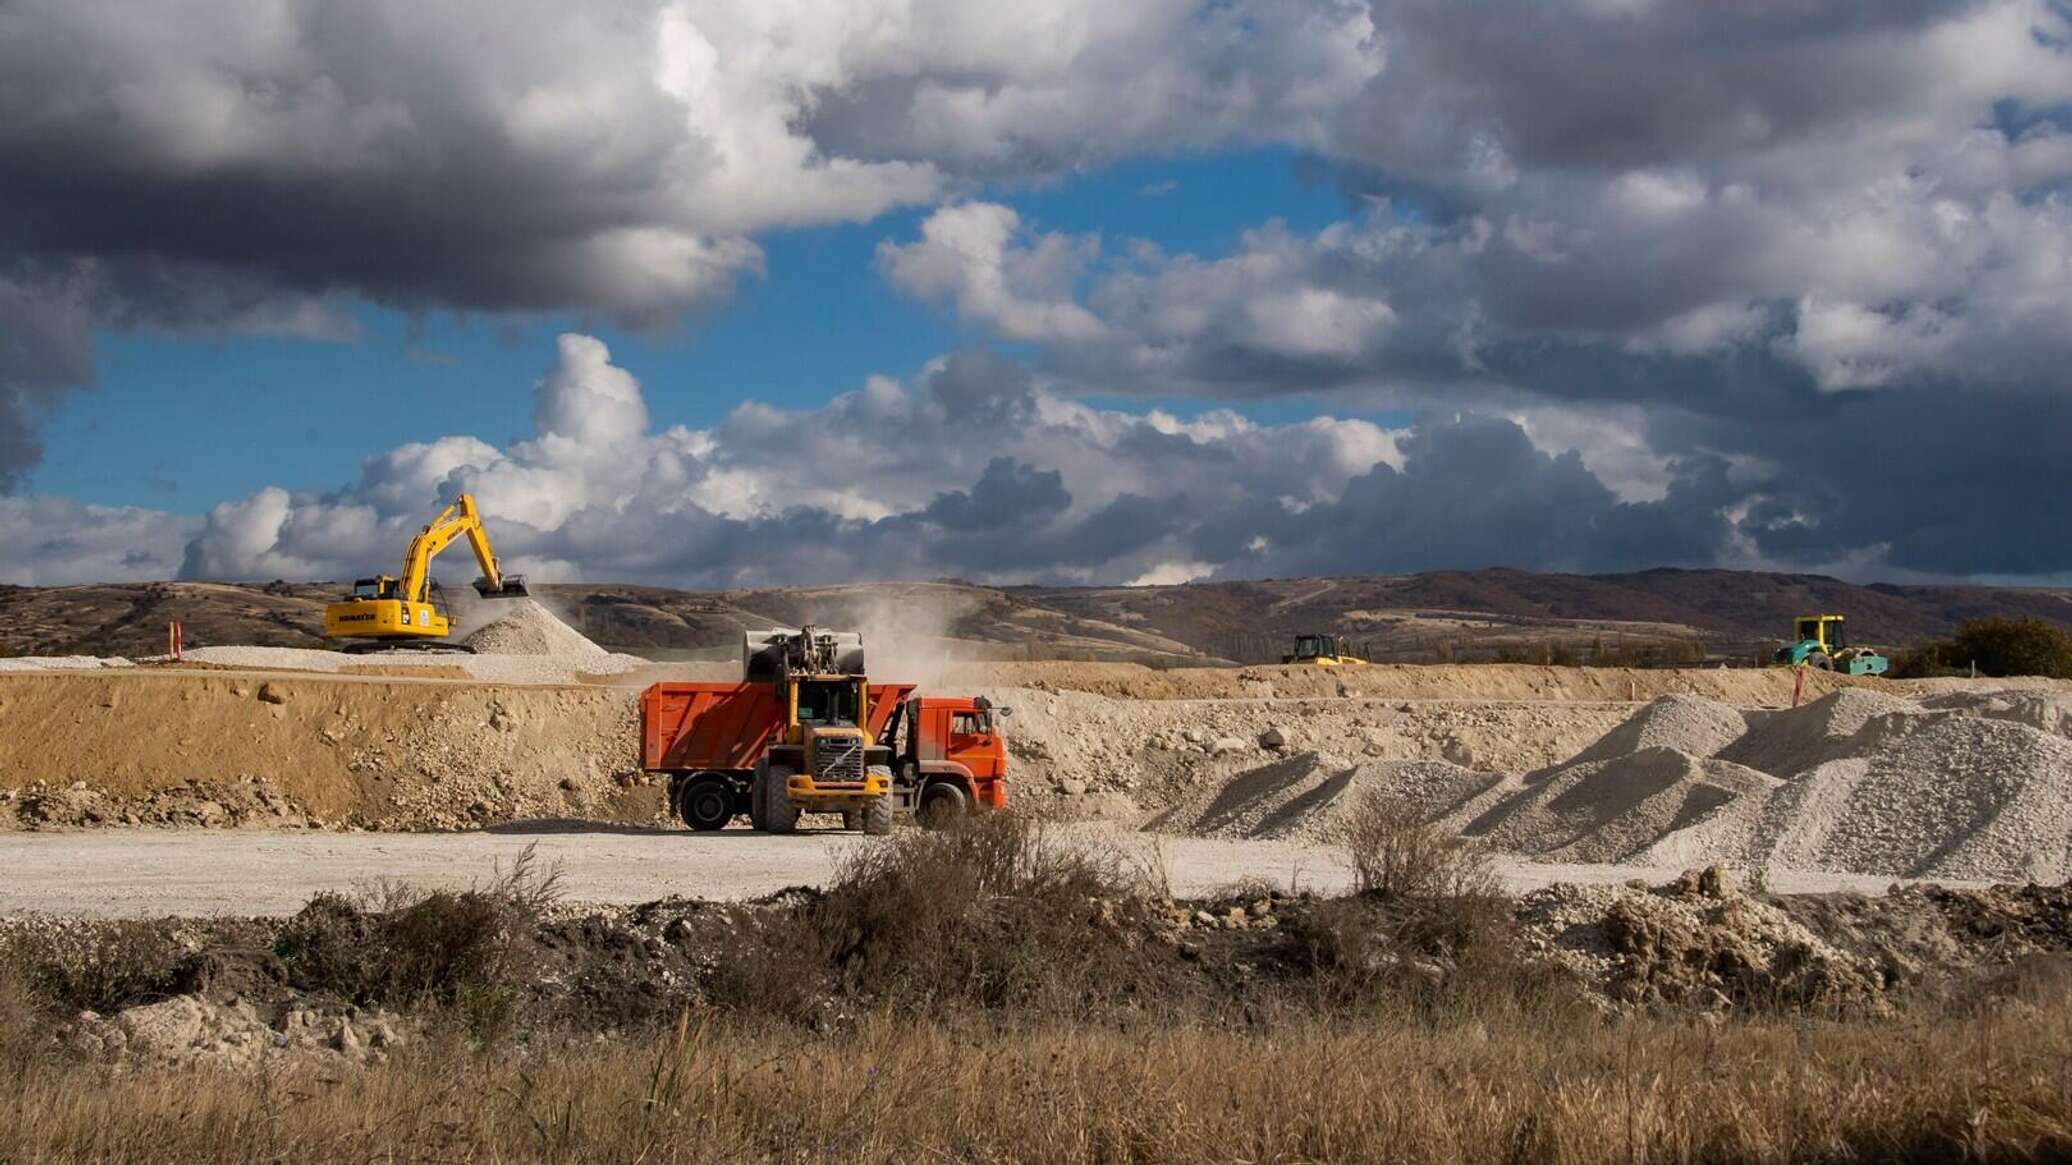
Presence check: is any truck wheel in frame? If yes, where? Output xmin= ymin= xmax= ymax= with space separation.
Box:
xmin=918 ymin=782 xmax=970 ymax=830
xmin=764 ymin=765 xmax=799 ymax=834
xmin=861 ymin=794 xmax=894 ymax=837
xmin=748 ymin=763 xmax=771 ymax=831
xmin=841 ymin=810 xmax=862 ymax=831
xmin=678 ymin=777 xmax=733 ymax=832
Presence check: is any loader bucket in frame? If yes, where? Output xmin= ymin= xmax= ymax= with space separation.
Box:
xmin=473 ymin=574 xmax=531 ymax=599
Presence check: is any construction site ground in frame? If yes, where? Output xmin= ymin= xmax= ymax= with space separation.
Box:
xmin=0 ymin=824 xmax=1955 ymax=919
xmin=5 ymin=597 xmax=2070 ymax=917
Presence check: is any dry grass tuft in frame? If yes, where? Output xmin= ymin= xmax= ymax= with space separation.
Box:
xmin=272 ymin=846 xmax=560 ymax=1037
xmin=6 ymin=1004 xmax=2072 ymax=1163
xmin=1336 ymin=788 xmax=1499 ymax=900
xmin=706 ymin=812 xmax=1171 ymax=1020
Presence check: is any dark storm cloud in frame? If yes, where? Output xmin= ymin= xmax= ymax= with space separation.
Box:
xmin=1201 ymin=415 xmax=1735 ymax=578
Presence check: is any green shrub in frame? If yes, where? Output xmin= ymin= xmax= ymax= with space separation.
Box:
xmin=1896 ymin=617 xmax=2072 ymax=679
xmin=1946 ymin=617 xmax=2072 ymax=678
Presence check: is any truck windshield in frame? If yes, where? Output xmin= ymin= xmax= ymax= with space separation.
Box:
xmin=796 ymin=681 xmax=859 ymax=726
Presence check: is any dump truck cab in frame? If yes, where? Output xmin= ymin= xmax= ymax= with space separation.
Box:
xmin=881 ymin=694 xmax=1009 ymax=822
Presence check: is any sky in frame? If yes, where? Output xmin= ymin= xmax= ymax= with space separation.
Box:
xmin=2 ymin=0 xmax=2070 ymax=590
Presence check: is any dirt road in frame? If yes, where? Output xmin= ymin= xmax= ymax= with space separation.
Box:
xmin=0 ymin=826 xmax=1943 ymax=918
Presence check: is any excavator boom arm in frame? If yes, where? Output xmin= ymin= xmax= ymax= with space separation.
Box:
xmin=396 ymin=494 xmax=518 ymax=603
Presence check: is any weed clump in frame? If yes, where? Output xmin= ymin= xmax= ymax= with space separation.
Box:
xmin=706 ymin=813 xmax=1170 ymax=1019
xmin=272 ymin=848 xmax=559 ymax=1036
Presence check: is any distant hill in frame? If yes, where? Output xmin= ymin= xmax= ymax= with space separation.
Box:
xmin=4 ymin=569 xmax=2068 ymax=665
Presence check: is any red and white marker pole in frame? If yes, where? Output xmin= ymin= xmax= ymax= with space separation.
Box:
xmin=169 ymin=621 xmax=183 ymax=662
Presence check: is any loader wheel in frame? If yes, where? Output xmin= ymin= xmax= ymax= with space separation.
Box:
xmin=748 ymin=763 xmax=771 ymax=832
xmin=1806 ymin=652 xmax=1834 ymax=671
xmin=861 ymin=794 xmax=894 ymax=837
xmin=841 ymin=810 xmax=862 ymax=831
xmin=678 ymin=778 xmax=733 ymax=832
xmin=918 ymin=782 xmax=970 ymax=830
xmin=764 ymin=766 xmax=799 ymax=834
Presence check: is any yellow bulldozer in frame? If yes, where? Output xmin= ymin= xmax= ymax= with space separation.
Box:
xmin=1283 ymin=633 xmax=1368 ymax=666
xmin=322 ymin=493 xmax=528 ymax=651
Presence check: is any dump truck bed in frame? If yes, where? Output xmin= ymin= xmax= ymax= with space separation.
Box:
xmin=639 ymin=681 xmax=916 ymax=772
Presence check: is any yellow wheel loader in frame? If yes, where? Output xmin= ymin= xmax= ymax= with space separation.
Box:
xmin=322 ymin=493 xmax=528 ymax=651
xmin=740 ymin=626 xmax=898 ymax=835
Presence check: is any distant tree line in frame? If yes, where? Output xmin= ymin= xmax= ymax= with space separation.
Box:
xmin=1891 ymin=618 xmax=2072 ymax=679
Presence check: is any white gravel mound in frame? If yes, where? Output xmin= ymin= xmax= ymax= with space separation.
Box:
xmin=1719 ymin=689 xmax=1919 ymax=777
xmin=0 ymin=655 xmax=136 ymax=672
xmin=1464 ymin=748 xmax=1778 ymax=864
xmin=1145 ymin=751 xmax=1500 ymax=843
xmin=1565 ymin=694 xmax=1748 ymax=766
xmin=177 ymin=600 xmax=647 ymax=685
xmin=461 ymin=600 xmax=608 ymax=657
xmin=1152 ymin=684 xmax=2072 ymax=882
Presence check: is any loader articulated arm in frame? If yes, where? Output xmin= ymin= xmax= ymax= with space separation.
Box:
xmin=396 ymin=493 xmax=528 ymax=603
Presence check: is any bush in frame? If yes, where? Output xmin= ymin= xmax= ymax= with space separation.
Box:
xmin=1335 ymin=791 xmax=1498 ymax=901
xmin=273 ymin=847 xmax=559 ymax=1036
xmin=705 ymin=813 xmax=1170 ymax=1020
xmin=1945 ymin=617 xmax=2072 ymax=679
xmin=0 ymin=924 xmax=206 ymax=1016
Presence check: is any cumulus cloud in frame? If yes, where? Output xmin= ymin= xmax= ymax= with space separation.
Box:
xmin=104 ymin=335 xmax=1408 ymax=589
xmin=0 ymin=0 xmax=1386 ymax=490
xmin=865 ymin=0 xmax=2072 ymax=579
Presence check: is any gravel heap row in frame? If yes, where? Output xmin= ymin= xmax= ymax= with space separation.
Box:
xmin=1153 ymin=688 xmax=2072 ymax=882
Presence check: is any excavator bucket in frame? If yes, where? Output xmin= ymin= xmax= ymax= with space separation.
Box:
xmin=473 ymin=574 xmax=530 ymax=599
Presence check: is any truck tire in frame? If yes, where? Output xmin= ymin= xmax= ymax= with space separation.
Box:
xmin=841 ymin=810 xmax=862 ymax=831
xmin=678 ymin=777 xmax=733 ymax=832
xmin=748 ymin=762 xmax=771 ymax=832
xmin=764 ymin=765 xmax=799 ymax=834
xmin=861 ymin=794 xmax=894 ymax=836
xmin=918 ymin=781 xmax=970 ymax=829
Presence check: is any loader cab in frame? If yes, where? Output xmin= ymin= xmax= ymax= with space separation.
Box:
xmin=791 ymin=677 xmax=865 ymax=729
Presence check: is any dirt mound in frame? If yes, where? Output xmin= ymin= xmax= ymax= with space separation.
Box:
xmin=65 ymin=995 xmax=410 ymax=1069
xmin=0 ymin=671 xmax=654 ymax=830
xmin=1566 ymin=694 xmax=1748 ymax=765
xmin=462 ymin=599 xmax=608 ymax=656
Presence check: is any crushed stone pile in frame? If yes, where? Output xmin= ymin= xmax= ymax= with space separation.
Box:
xmin=1565 ymin=693 xmax=1749 ymax=765
xmin=1465 ymin=749 xmax=1779 ymax=866
xmin=1144 ymin=750 xmax=1499 ymax=843
xmin=0 ymin=655 xmax=135 ymax=672
xmin=461 ymin=599 xmax=609 ymax=656
xmin=170 ymin=600 xmax=644 ymax=684
xmin=1507 ymin=691 xmax=2072 ymax=881
xmin=1152 ymin=687 xmax=2072 ymax=882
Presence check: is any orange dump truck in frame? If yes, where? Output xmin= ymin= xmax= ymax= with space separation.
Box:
xmin=639 ymin=681 xmax=1009 ymax=832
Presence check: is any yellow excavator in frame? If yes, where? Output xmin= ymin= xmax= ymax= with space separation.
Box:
xmin=322 ymin=493 xmax=528 ymax=651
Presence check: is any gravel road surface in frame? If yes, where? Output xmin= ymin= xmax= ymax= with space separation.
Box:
xmin=0 ymin=827 xmax=1942 ymax=918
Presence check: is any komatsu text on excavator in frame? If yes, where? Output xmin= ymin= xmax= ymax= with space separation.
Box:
xmin=322 ymin=493 xmax=529 ymax=651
